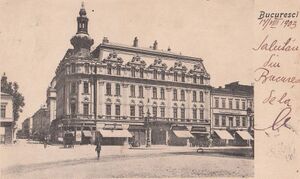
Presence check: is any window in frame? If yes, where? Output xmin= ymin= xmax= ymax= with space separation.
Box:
xmin=139 ymin=106 xmax=144 ymax=117
xmin=152 ymin=106 xmax=157 ymax=117
xmin=71 ymin=64 xmax=76 ymax=73
xmin=160 ymin=107 xmax=165 ymax=118
xmin=200 ymin=91 xmax=204 ymax=102
xmin=116 ymin=66 xmax=121 ymax=75
xmin=181 ymin=73 xmax=185 ymax=82
xmin=229 ymin=99 xmax=233 ymax=109
xmin=222 ymin=116 xmax=226 ymax=126
xmin=192 ymin=91 xmax=197 ymax=102
xmin=160 ymin=88 xmax=165 ymax=99
xmin=153 ymin=87 xmax=157 ymax=99
xmin=115 ymin=84 xmax=121 ymax=96
xmin=236 ymin=99 xmax=240 ymax=109
xmin=193 ymin=108 xmax=197 ymax=119
xmin=107 ymin=64 xmax=112 ymax=75
xmin=221 ymin=98 xmax=226 ymax=108
xmin=215 ymin=98 xmax=219 ymax=108
xmin=115 ymin=105 xmax=120 ymax=116
xmin=249 ymin=101 xmax=253 ymax=108
xmin=106 ymin=104 xmax=111 ymax=116
xmin=161 ymin=71 xmax=165 ymax=80
xmin=83 ymin=82 xmax=89 ymax=93
xmin=83 ymin=103 xmax=89 ymax=115
xmin=199 ymin=109 xmax=204 ymax=120
xmin=153 ymin=70 xmax=158 ymax=79
xmin=140 ymin=68 xmax=144 ymax=78
xmin=242 ymin=117 xmax=247 ymax=127
xmin=242 ymin=101 xmax=246 ymax=110
xmin=174 ymin=72 xmax=178 ymax=81
xmin=180 ymin=90 xmax=185 ymax=101
xmin=130 ymin=85 xmax=135 ymax=97
xmin=215 ymin=115 xmax=219 ymax=126
xmin=236 ymin=116 xmax=240 ymax=127
xmin=173 ymin=89 xmax=177 ymax=100
xmin=84 ymin=64 xmax=89 ymax=73
xmin=193 ymin=75 xmax=197 ymax=83
xmin=71 ymin=82 xmax=76 ymax=94
xmin=131 ymin=67 xmax=135 ymax=77
xmin=180 ymin=108 xmax=185 ymax=119
xmin=200 ymin=76 xmax=204 ymax=84
xmin=138 ymin=86 xmax=143 ymax=98
xmin=1 ymin=105 xmax=6 ymax=118
xmin=70 ymin=103 xmax=76 ymax=115
xmin=173 ymin=108 xmax=178 ymax=119
xmin=106 ymin=83 xmax=111 ymax=96
xmin=130 ymin=105 xmax=135 ymax=117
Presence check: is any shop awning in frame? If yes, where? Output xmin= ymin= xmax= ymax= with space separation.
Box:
xmin=98 ymin=129 xmax=132 ymax=138
xmin=236 ymin=131 xmax=253 ymax=140
xmin=214 ymin=130 xmax=234 ymax=140
xmin=173 ymin=130 xmax=194 ymax=138
xmin=82 ymin=130 xmax=92 ymax=137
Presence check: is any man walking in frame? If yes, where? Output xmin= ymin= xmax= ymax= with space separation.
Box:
xmin=95 ymin=141 xmax=101 ymax=160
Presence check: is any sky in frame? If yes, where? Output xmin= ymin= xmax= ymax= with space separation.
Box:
xmin=0 ymin=0 xmax=253 ymax=127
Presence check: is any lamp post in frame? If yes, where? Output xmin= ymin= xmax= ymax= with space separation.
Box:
xmin=247 ymin=107 xmax=254 ymax=150
xmin=145 ymin=98 xmax=151 ymax=147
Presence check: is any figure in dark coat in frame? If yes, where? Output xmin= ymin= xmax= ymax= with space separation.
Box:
xmin=95 ymin=142 xmax=101 ymax=160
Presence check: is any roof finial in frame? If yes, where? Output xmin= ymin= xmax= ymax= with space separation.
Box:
xmin=81 ymin=1 xmax=85 ymax=9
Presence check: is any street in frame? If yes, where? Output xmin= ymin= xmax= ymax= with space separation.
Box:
xmin=1 ymin=140 xmax=254 ymax=178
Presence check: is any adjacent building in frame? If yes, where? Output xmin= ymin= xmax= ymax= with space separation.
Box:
xmin=211 ymin=82 xmax=254 ymax=146
xmin=0 ymin=92 xmax=14 ymax=144
xmin=50 ymin=4 xmax=212 ymax=146
xmin=21 ymin=117 xmax=33 ymax=139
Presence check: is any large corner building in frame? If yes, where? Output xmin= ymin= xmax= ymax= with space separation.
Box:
xmin=51 ymin=4 xmax=212 ymax=146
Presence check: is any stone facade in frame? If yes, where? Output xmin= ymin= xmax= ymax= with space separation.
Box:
xmin=211 ymin=82 xmax=254 ymax=146
xmin=51 ymin=4 xmax=211 ymax=146
xmin=0 ymin=92 xmax=14 ymax=144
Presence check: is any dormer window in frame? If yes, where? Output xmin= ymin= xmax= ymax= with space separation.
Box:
xmin=140 ymin=68 xmax=144 ymax=78
xmin=153 ymin=70 xmax=158 ymax=79
xmin=181 ymin=73 xmax=185 ymax=82
xmin=174 ymin=72 xmax=178 ymax=81
xmin=71 ymin=64 xmax=76 ymax=73
xmin=131 ymin=67 xmax=135 ymax=77
xmin=161 ymin=71 xmax=165 ymax=80
xmin=116 ymin=66 xmax=121 ymax=75
xmin=200 ymin=76 xmax=204 ymax=84
xmin=107 ymin=65 xmax=112 ymax=75
xmin=193 ymin=75 xmax=197 ymax=83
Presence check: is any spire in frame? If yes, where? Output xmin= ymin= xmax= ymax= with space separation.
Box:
xmin=133 ymin=37 xmax=138 ymax=47
xmin=70 ymin=3 xmax=94 ymax=56
xmin=77 ymin=2 xmax=88 ymax=34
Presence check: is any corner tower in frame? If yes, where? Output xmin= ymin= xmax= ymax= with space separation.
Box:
xmin=70 ymin=2 xmax=94 ymax=57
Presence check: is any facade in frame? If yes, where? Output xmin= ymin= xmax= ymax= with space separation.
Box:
xmin=0 ymin=92 xmax=14 ymax=144
xmin=211 ymin=82 xmax=254 ymax=146
xmin=22 ymin=117 xmax=33 ymax=139
xmin=51 ymin=4 xmax=212 ymax=146
xmin=32 ymin=105 xmax=49 ymax=140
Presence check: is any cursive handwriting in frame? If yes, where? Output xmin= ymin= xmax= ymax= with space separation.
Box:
xmin=252 ymin=35 xmax=298 ymax=52
xmin=255 ymin=67 xmax=300 ymax=84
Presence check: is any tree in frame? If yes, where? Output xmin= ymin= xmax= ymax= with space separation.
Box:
xmin=1 ymin=73 xmax=25 ymax=121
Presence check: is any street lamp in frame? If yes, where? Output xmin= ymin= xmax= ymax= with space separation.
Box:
xmin=145 ymin=98 xmax=151 ymax=147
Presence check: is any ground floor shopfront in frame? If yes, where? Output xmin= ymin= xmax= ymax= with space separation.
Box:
xmin=50 ymin=118 xmax=211 ymax=147
xmin=211 ymin=129 xmax=253 ymax=146
xmin=0 ymin=122 xmax=14 ymax=144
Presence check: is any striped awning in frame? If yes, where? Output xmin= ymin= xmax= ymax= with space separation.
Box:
xmin=236 ymin=131 xmax=253 ymax=140
xmin=173 ymin=130 xmax=194 ymax=138
xmin=214 ymin=130 xmax=234 ymax=140
xmin=82 ymin=130 xmax=92 ymax=137
xmin=98 ymin=129 xmax=132 ymax=138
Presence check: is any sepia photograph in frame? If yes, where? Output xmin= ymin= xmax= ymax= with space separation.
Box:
xmin=1 ymin=0 xmax=275 ymax=178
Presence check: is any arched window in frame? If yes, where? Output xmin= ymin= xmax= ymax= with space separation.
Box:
xmin=199 ymin=109 xmax=204 ymax=120
xmin=174 ymin=72 xmax=178 ymax=81
xmin=116 ymin=65 xmax=121 ymax=75
xmin=193 ymin=91 xmax=197 ymax=102
xmin=139 ymin=86 xmax=143 ymax=98
xmin=180 ymin=90 xmax=185 ymax=101
xmin=180 ymin=107 xmax=185 ymax=119
xmin=153 ymin=69 xmax=158 ymax=79
xmin=115 ymin=83 xmax=121 ymax=96
xmin=130 ymin=85 xmax=135 ymax=97
xmin=160 ymin=88 xmax=165 ymax=99
xmin=173 ymin=89 xmax=177 ymax=100
xmin=153 ymin=87 xmax=157 ymax=99
xmin=200 ymin=91 xmax=204 ymax=102
xmin=106 ymin=83 xmax=111 ymax=95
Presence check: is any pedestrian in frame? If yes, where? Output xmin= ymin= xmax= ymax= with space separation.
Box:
xmin=44 ymin=136 xmax=47 ymax=149
xmin=208 ymin=136 xmax=213 ymax=148
xmin=95 ymin=141 xmax=101 ymax=160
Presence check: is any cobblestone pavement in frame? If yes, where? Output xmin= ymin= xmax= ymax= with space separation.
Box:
xmin=1 ymin=140 xmax=254 ymax=178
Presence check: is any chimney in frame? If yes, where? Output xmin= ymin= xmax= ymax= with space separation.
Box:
xmin=133 ymin=37 xmax=138 ymax=47
xmin=153 ymin=40 xmax=158 ymax=50
xmin=102 ymin=37 xmax=109 ymax=43
xmin=167 ymin=46 xmax=171 ymax=51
